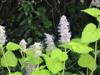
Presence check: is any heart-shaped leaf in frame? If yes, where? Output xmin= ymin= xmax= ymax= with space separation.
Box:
xmin=69 ymin=41 xmax=93 ymax=54
xmin=8 ymin=72 xmax=23 ymax=75
xmin=82 ymin=8 xmax=100 ymax=18
xmin=78 ymin=54 xmax=97 ymax=71
xmin=43 ymin=54 xmax=63 ymax=74
xmin=1 ymin=51 xmax=18 ymax=67
xmin=6 ymin=42 xmax=20 ymax=51
xmin=51 ymin=48 xmax=68 ymax=61
xmin=97 ymin=28 xmax=100 ymax=39
xmin=81 ymin=23 xmax=99 ymax=43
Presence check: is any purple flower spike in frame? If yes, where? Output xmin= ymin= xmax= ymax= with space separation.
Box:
xmin=0 ymin=25 xmax=6 ymax=45
xmin=45 ymin=33 xmax=55 ymax=51
xmin=58 ymin=15 xmax=71 ymax=44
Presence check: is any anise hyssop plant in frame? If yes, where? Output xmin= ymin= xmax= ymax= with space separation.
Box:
xmin=0 ymin=8 xmax=100 ymax=75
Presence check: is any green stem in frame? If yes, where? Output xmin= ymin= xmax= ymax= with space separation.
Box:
xmin=94 ymin=41 xmax=97 ymax=61
xmin=62 ymin=46 xmax=67 ymax=75
xmin=90 ymin=71 xmax=93 ymax=75
xmin=36 ymin=57 xmax=40 ymax=69
xmin=93 ymin=21 xmax=100 ymax=69
xmin=0 ymin=45 xmax=11 ymax=73
xmin=21 ymin=51 xmax=23 ymax=57
xmin=20 ymin=49 xmax=25 ymax=58
xmin=37 ymin=62 xmax=39 ymax=69
xmin=91 ymin=21 xmax=100 ymax=75
xmin=87 ymin=68 xmax=88 ymax=75
xmin=62 ymin=61 xmax=65 ymax=75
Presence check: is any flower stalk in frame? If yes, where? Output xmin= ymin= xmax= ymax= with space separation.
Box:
xmin=58 ymin=15 xmax=71 ymax=75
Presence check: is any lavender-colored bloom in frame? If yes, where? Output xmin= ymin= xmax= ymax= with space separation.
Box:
xmin=45 ymin=33 xmax=55 ymax=51
xmin=19 ymin=39 xmax=27 ymax=51
xmin=25 ymin=64 xmax=36 ymax=75
xmin=25 ymin=42 xmax=42 ymax=75
xmin=58 ymin=15 xmax=71 ymax=44
xmin=0 ymin=25 xmax=6 ymax=45
xmin=32 ymin=0 xmax=35 ymax=3
xmin=29 ymin=42 xmax=43 ymax=57
xmin=90 ymin=0 xmax=100 ymax=7
xmin=80 ymin=0 xmax=84 ymax=3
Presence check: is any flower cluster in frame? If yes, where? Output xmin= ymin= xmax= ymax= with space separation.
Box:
xmin=45 ymin=33 xmax=55 ymax=52
xmin=19 ymin=39 xmax=27 ymax=51
xmin=0 ymin=25 xmax=6 ymax=45
xmin=90 ymin=0 xmax=100 ymax=7
xmin=80 ymin=0 xmax=84 ymax=3
xmin=25 ymin=42 xmax=43 ymax=75
xmin=29 ymin=42 xmax=43 ymax=57
xmin=58 ymin=15 xmax=71 ymax=44
xmin=25 ymin=64 xmax=36 ymax=75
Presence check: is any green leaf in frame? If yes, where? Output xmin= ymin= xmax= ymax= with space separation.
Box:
xmin=26 ymin=49 xmax=34 ymax=57
xmin=97 ymin=16 xmax=100 ymax=22
xmin=81 ymin=23 xmax=99 ymax=43
xmin=56 ymin=72 xmax=72 ymax=75
xmin=13 ymin=72 xmax=23 ymax=75
xmin=26 ymin=55 xmax=43 ymax=65
xmin=78 ymin=54 xmax=97 ymax=71
xmin=51 ymin=48 xmax=68 ymax=61
xmin=32 ymin=69 xmax=51 ymax=75
xmin=82 ymin=8 xmax=100 ymax=18
xmin=8 ymin=72 xmax=23 ymax=75
xmin=26 ymin=50 xmax=43 ymax=65
xmin=31 ymin=57 xmax=43 ymax=65
xmin=8 ymin=73 xmax=13 ymax=75
xmin=43 ymin=54 xmax=63 ymax=74
xmin=97 ymin=28 xmax=100 ymax=39
xmin=59 ymin=52 xmax=68 ymax=61
xmin=69 ymin=41 xmax=93 ymax=54
xmin=72 ymin=74 xmax=78 ymax=75
xmin=39 ymin=65 xmax=46 ymax=70
xmin=1 ymin=51 xmax=18 ymax=67
xmin=6 ymin=42 xmax=20 ymax=51
xmin=71 ymin=38 xmax=89 ymax=45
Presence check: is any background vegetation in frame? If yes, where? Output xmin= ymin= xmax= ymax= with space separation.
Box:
xmin=0 ymin=0 xmax=93 ymax=42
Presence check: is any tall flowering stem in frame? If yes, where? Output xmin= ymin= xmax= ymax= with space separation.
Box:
xmin=58 ymin=15 xmax=71 ymax=75
xmin=25 ymin=42 xmax=43 ymax=75
xmin=0 ymin=25 xmax=11 ymax=73
xmin=44 ymin=33 xmax=55 ymax=54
